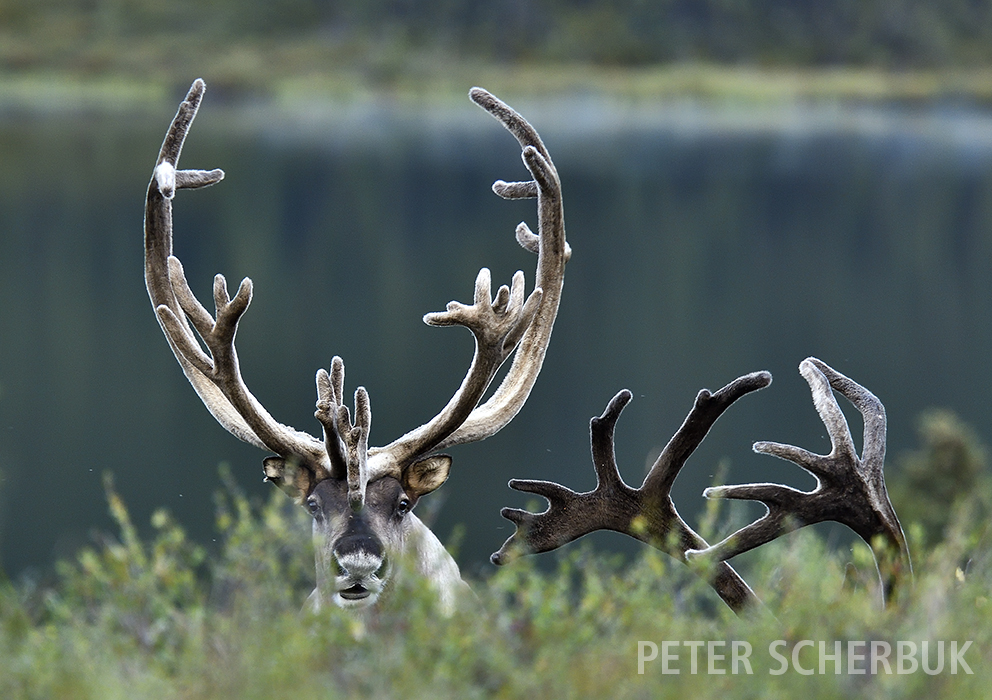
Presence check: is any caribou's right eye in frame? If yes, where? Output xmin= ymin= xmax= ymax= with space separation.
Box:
xmin=306 ymin=499 xmax=320 ymax=518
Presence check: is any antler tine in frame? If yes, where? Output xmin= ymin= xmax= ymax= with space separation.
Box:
xmin=372 ymin=89 xmax=568 ymax=474
xmin=315 ymin=357 xmax=349 ymax=479
xmin=468 ymin=87 xmax=552 ymax=164
xmin=432 ymin=89 xmax=570 ymax=449
xmin=468 ymin=88 xmax=571 ymax=259
xmin=686 ymin=358 xmax=911 ymax=604
xmin=643 ymin=372 xmax=774 ymax=497
xmin=375 ymin=268 xmax=542 ymax=470
xmin=146 ymin=80 xmax=327 ymax=478
xmin=316 ymin=358 xmax=372 ymax=510
xmin=492 ymin=389 xmax=636 ymax=561
xmin=493 ymin=372 xmax=772 ymax=615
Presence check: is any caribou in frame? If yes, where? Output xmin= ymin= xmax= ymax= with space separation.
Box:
xmin=144 ymin=80 xmax=569 ymax=612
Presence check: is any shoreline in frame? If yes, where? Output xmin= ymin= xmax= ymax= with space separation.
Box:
xmin=2 ymin=64 xmax=992 ymax=115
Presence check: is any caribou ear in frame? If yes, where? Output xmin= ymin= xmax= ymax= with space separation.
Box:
xmin=402 ymin=455 xmax=452 ymax=498
xmin=262 ymin=456 xmax=314 ymax=506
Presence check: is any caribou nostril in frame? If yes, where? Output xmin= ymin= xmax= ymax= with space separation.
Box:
xmin=334 ymin=532 xmax=384 ymax=561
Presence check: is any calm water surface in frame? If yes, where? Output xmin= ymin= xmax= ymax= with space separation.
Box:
xmin=2 ymin=95 xmax=992 ymax=578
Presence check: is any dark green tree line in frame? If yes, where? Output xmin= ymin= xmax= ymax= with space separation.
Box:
xmin=4 ymin=0 xmax=992 ymax=68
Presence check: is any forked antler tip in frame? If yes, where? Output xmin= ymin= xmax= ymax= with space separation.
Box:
xmin=520 ymin=145 xmax=543 ymax=166
xmin=797 ymin=357 xmax=854 ymax=400
xmin=520 ymin=145 xmax=558 ymax=189
xmin=801 ymin=356 xmax=835 ymax=375
xmin=798 ymin=356 xmax=827 ymax=381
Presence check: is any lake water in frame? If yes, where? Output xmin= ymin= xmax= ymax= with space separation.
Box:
xmin=2 ymin=94 xmax=992 ymax=579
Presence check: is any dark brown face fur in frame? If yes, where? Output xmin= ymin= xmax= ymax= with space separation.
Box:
xmin=307 ymin=476 xmax=418 ymax=608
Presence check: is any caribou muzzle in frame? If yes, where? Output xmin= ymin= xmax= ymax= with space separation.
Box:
xmin=330 ymin=516 xmax=390 ymax=606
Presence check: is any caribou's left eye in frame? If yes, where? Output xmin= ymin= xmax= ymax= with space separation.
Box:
xmin=396 ymin=498 xmax=412 ymax=516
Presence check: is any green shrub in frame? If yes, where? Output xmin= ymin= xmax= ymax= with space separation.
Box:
xmin=1 ymin=464 xmax=990 ymax=698
xmin=891 ymin=409 xmax=992 ymax=549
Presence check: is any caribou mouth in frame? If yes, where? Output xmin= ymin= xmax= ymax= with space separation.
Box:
xmin=331 ymin=553 xmax=387 ymax=607
xmin=338 ymin=584 xmax=372 ymax=600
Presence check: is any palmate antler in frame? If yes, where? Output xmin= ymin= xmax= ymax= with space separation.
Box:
xmin=495 ymin=358 xmax=911 ymax=612
xmin=686 ymin=358 xmax=912 ymax=604
xmin=492 ymin=372 xmax=772 ymax=614
xmin=145 ymin=80 xmax=568 ymax=507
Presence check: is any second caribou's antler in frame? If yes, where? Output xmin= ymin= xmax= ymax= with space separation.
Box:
xmin=686 ymin=357 xmax=912 ymax=604
xmin=492 ymin=372 xmax=772 ymax=614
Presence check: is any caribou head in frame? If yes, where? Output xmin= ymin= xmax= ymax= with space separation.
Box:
xmin=144 ymin=80 xmax=569 ymax=611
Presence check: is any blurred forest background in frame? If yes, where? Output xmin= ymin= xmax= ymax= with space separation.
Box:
xmin=4 ymin=0 xmax=992 ymax=101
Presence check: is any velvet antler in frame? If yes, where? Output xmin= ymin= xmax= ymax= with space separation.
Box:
xmin=493 ymin=372 xmax=773 ymax=614
xmin=686 ymin=358 xmax=911 ymax=604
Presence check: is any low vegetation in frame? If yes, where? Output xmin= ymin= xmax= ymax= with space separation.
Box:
xmin=1 ymin=418 xmax=989 ymax=699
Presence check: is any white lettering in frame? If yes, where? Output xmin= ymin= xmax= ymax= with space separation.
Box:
xmin=769 ymin=640 xmax=789 ymax=675
xmin=871 ymin=641 xmax=892 ymax=675
xmin=951 ymin=641 xmax=973 ymax=675
xmin=684 ymin=641 xmax=704 ymax=674
xmin=792 ymin=640 xmax=814 ymax=676
xmin=732 ymin=641 xmax=753 ymax=675
xmin=661 ymin=641 xmax=680 ymax=674
xmin=637 ymin=641 xmax=657 ymax=675
xmin=922 ymin=641 xmax=944 ymax=675
xmin=635 ymin=639 xmax=973 ymax=676
xmin=708 ymin=641 xmax=726 ymax=675
xmin=820 ymin=640 xmax=842 ymax=674
xmin=898 ymin=641 xmax=918 ymax=674
xmin=847 ymin=641 xmax=866 ymax=675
